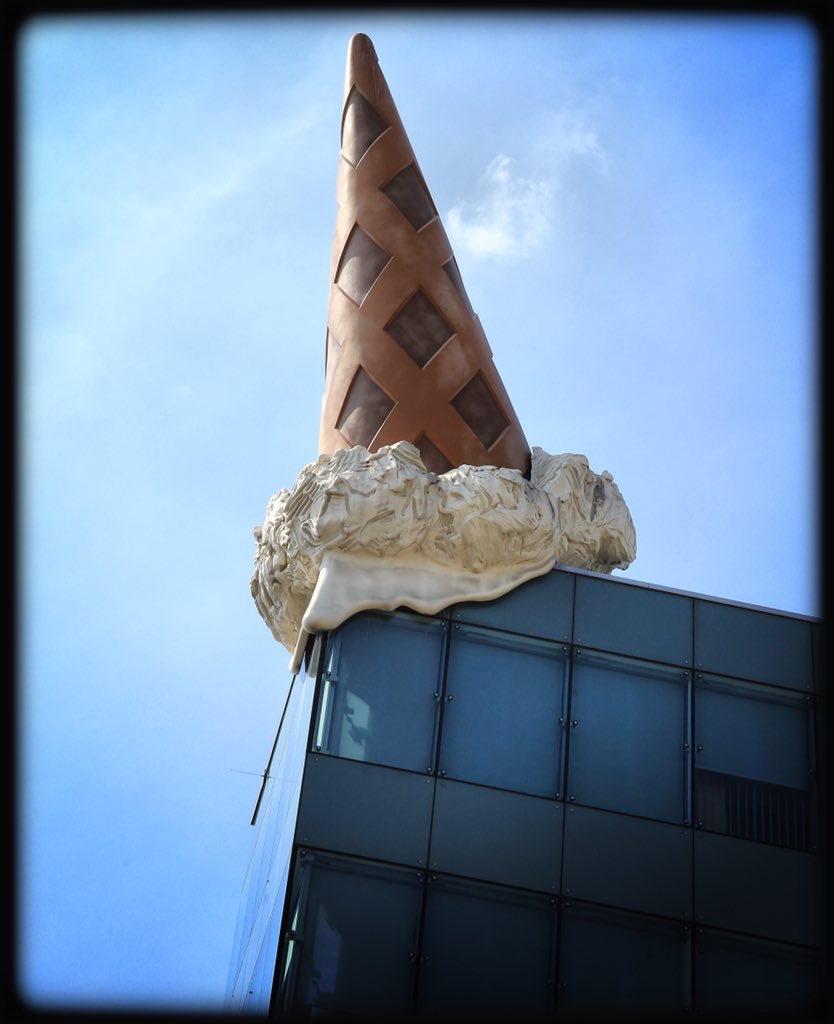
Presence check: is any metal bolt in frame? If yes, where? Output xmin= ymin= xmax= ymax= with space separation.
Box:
xmin=447 ymin=694 xmax=454 ymax=701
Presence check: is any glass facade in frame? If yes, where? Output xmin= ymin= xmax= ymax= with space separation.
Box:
xmin=566 ymin=650 xmax=687 ymax=821
xmin=558 ymin=901 xmax=692 ymax=1012
xmin=225 ymin=640 xmax=320 ymax=1011
xmin=312 ymin=611 xmax=445 ymax=773
xmin=440 ymin=625 xmax=567 ymax=797
xmin=229 ymin=566 xmax=823 ymax=1015
xmin=416 ymin=874 xmax=557 ymax=1012
xmin=694 ymin=673 xmax=816 ymax=850
xmin=278 ymin=852 xmax=420 ymax=1015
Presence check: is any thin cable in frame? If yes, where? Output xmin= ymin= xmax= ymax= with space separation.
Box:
xmin=250 ymin=671 xmax=299 ymax=826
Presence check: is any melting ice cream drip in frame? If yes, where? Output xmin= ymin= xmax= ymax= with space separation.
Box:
xmin=251 ymin=441 xmax=636 ymax=667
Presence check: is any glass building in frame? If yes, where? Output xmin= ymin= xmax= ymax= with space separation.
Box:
xmin=226 ymin=564 xmax=824 ymax=1016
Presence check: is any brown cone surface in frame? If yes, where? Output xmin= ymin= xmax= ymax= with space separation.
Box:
xmin=319 ymin=33 xmax=531 ymax=476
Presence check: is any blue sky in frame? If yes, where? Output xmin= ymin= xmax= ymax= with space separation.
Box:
xmin=17 ymin=11 xmax=819 ymax=1011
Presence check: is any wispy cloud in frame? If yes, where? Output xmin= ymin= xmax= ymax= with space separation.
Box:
xmin=446 ymin=154 xmax=552 ymax=260
xmin=446 ymin=108 xmax=608 ymax=261
xmin=536 ymin=109 xmax=609 ymax=173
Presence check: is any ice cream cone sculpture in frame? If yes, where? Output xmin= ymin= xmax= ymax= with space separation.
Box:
xmin=318 ymin=33 xmax=531 ymax=476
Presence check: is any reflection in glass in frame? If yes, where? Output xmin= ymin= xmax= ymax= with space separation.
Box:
xmin=314 ymin=611 xmax=445 ymax=772
xmin=337 ymin=689 xmax=371 ymax=760
xmin=279 ymin=853 xmax=419 ymax=1014
xmin=306 ymin=906 xmax=341 ymax=1005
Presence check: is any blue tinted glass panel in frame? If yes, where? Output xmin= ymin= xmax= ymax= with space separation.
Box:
xmin=226 ymin=663 xmax=317 ymax=1009
xmin=280 ymin=852 xmax=420 ymax=1014
xmin=314 ymin=611 xmax=444 ymax=772
xmin=451 ymin=568 xmax=573 ymax=642
xmin=558 ymin=901 xmax=691 ymax=1012
xmin=417 ymin=875 xmax=556 ymax=1012
xmin=575 ymin=575 xmax=692 ymax=666
xmin=694 ymin=831 xmax=822 ymax=946
xmin=241 ymin=905 xmax=282 ymax=1012
xmin=567 ymin=650 xmax=687 ymax=822
xmin=439 ymin=627 xmax=566 ymax=797
xmin=562 ymin=805 xmax=692 ymax=920
xmin=696 ymin=928 xmax=822 ymax=1013
xmin=695 ymin=675 xmax=813 ymax=849
xmin=695 ymin=600 xmax=813 ymax=691
xmin=296 ymin=755 xmax=434 ymax=867
xmin=429 ymin=779 xmax=563 ymax=892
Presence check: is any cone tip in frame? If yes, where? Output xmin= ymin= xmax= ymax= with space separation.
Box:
xmin=347 ymin=32 xmax=378 ymax=64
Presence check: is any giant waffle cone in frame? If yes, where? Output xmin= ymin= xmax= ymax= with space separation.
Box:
xmin=318 ymin=33 xmax=531 ymax=476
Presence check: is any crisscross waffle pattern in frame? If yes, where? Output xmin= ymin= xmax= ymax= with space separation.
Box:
xmin=318 ymin=33 xmax=531 ymax=477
